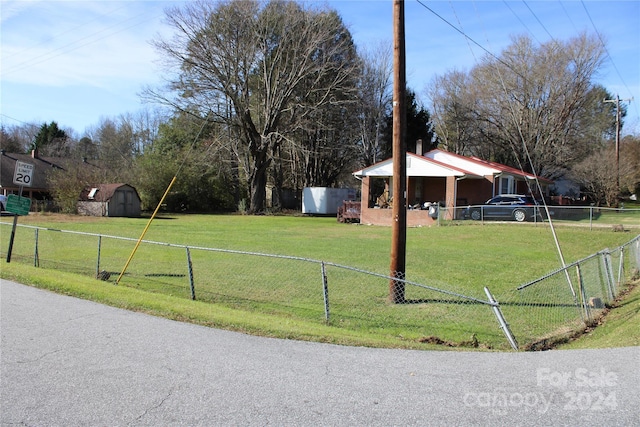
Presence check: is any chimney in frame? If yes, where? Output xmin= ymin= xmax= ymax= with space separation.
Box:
xmin=415 ymin=139 xmax=423 ymax=156
xmin=31 ymin=149 xmax=39 ymax=159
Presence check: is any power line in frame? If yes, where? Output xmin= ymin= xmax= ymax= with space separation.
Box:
xmin=417 ymin=0 xmax=638 ymax=126
xmin=4 ymin=3 xmax=130 ymax=61
xmin=580 ymin=1 xmax=634 ymax=100
xmin=417 ymin=0 xmax=598 ymax=282
xmin=414 ymin=0 xmax=528 ymax=83
xmin=3 ymin=7 xmax=159 ymax=76
xmin=415 ymin=0 xmax=493 ymax=58
xmin=0 ymin=114 xmax=32 ymax=126
xmin=448 ymin=0 xmax=479 ymax=62
xmin=503 ymin=1 xmax=541 ymax=45
xmin=558 ymin=1 xmax=579 ymax=34
xmin=522 ymin=1 xmax=556 ymax=42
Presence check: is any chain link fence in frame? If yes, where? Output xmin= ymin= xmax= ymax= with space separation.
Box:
xmin=439 ymin=205 xmax=640 ymax=229
xmin=2 ymin=221 xmax=638 ymax=351
xmin=498 ymin=235 xmax=640 ymax=350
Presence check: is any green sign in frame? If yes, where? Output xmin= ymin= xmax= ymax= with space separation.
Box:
xmin=5 ymin=194 xmax=31 ymax=216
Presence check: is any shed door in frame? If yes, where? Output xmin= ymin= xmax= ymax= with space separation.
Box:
xmin=114 ymin=190 xmax=125 ymax=216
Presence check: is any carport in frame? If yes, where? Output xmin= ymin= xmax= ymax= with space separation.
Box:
xmin=353 ymin=152 xmax=484 ymax=226
xmin=352 ymin=149 xmax=551 ymax=226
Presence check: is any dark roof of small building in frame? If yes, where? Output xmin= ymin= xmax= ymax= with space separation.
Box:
xmin=79 ymin=183 xmax=139 ymax=202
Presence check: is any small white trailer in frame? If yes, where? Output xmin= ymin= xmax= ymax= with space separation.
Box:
xmin=302 ymin=187 xmax=357 ymax=215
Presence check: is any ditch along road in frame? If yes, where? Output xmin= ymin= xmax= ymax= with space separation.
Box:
xmin=1 ymin=279 xmax=638 ymax=426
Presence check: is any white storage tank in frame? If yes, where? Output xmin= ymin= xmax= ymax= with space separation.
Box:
xmin=302 ymin=187 xmax=357 ymax=215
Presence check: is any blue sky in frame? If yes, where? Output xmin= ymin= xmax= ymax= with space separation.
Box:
xmin=1 ymin=0 xmax=638 ymax=136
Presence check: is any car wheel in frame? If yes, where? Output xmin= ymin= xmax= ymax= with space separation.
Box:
xmin=470 ymin=209 xmax=481 ymax=221
xmin=513 ymin=209 xmax=526 ymax=222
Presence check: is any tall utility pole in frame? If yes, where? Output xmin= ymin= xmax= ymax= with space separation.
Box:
xmin=389 ymin=0 xmax=407 ymax=304
xmin=604 ymin=94 xmax=632 ymax=199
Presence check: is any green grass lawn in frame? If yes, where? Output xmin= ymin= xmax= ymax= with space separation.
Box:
xmin=1 ymin=212 xmax=638 ymax=351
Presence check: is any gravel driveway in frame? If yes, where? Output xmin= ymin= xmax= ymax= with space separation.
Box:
xmin=2 ymin=279 xmax=638 ymax=426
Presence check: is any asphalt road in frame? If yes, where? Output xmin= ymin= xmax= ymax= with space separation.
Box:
xmin=1 ymin=279 xmax=638 ymax=426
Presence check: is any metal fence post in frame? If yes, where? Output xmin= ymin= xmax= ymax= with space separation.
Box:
xmin=321 ymin=261 xmax=330 ymax=322
xmin=617 ymin=246 xmax=625 ymax=289
xmin=602 ymin=250 xmax=615 ymax=301
xmin=484 ymin=287 xmax=518 ymax=351
xmin=576 ymin=264 xmax=590 ymax=323
xmin=186 ymin=247 xmax=196 ymax=300
xmin=96 ymin=235 xmax=102 ymax=278
xmin=34 ymin=228 xmax=39 ymax=267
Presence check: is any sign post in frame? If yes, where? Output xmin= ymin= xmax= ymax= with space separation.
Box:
xmin=6 ymin=161 xmax=34 ymax=263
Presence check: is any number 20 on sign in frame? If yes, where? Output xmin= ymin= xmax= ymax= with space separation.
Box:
xmin=13 ymin=161 xmax=34 ymax=187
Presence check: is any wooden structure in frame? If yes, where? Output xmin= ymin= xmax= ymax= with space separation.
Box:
xmin=337 ymin=201 xmax=361 ymax=223
xmin=78 ymin=183 xmax=141 ymax=217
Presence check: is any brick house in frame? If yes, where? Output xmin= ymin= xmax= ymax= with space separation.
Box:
xmin=352 ymin=149 xmax=552 ymax=226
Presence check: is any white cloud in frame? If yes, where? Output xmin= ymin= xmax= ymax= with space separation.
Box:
xmin=0 ymin=0 xmax=42 ymax=24
xmin=1 ymin=1 xmax=167 ymax=88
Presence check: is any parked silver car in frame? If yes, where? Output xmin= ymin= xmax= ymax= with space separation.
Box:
xmin=463 ymin=194 xmax=542 ymax=222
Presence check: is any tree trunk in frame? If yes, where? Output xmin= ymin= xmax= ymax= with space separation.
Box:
xmin=248 ymin=149 xmax=270 ymax=214
xmin=249 ymin=174 xmax=266 ymax=213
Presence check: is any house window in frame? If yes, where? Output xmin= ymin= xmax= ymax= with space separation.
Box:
xmin=499 ymin=176 xmax=514 ymax=194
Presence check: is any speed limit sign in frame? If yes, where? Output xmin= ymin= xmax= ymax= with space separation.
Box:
xmin=13 ymin=161 xmax=34 ymax=187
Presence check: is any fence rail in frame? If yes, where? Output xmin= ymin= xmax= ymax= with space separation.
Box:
xmin=439 ymin=205 xmax=640 ymax=229
xmin=2 ymin=221 xmax=638 ymax=351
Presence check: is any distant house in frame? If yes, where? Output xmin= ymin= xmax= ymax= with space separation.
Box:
xmin=352 ymin=149 xmax=552 ymax=226
xmin=1 ymin=149 xmax=100 ymax=211
xmin=1 ymin=150 xmax=64 ymax=200
xmin=78 ymin=184 xmax=141 ymax=217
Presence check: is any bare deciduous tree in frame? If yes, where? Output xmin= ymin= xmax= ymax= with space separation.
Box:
xmin=355 ymin=41 xmax=393 ymax=166
xmin=145 ymin=0 xmax=359 ymax=213
xmin=87 ymin=118 xmax=136 ymax=175
xmin=620 ymin=135 xmax=640 ymax=197
xmin=0 ymin=124 xmax=31 ymax=153
xmin=571 ymin=134 xmax=638 ymax=206
xmin=429 ymin=33 xmax=612 ymax=179
xmin=429 ymin=70 xmax=480 ymax=155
